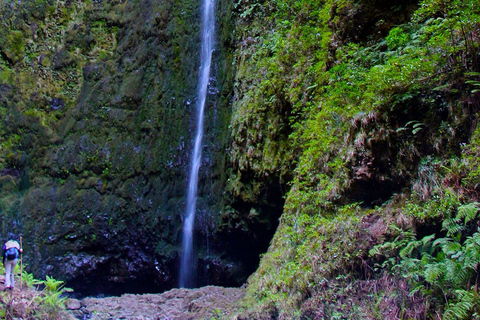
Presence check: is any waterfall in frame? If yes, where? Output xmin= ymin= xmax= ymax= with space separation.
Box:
xmin=179 ymin=0 xmax=215 ymax=288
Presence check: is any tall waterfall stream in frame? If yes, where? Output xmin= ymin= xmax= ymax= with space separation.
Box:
xmin=179 ymin=0 xmax=215 ymax=288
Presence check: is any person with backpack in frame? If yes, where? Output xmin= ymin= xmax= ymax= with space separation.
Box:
xmin=2 ymin=239 xmax=22 ymax=290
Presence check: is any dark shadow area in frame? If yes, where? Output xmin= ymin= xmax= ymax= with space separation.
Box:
xmin=66 ymin=269 xmax=174 ymax=299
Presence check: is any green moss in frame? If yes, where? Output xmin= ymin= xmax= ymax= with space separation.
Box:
xmin=233 ymin=0 xmax=480 ymax=317
xmin=0 ymin=63 xmax=13 ymax=82
xmin=240 ymin=204 xmax=367 ymax=317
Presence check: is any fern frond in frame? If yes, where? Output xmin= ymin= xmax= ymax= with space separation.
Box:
xmin=472 ymin=290 xmax=480 ymax=314
xmin=424 ymin=263 xmax=445 ymax=283
xmin=369 ymin=230 xmax=417 ymax=257
xmin=456 ymin=268 xmax=473 ymax=287
xmin=446 ymin=242 xmax=462 ymax=257
xmin=443 ymin=217 xmax=464 ymax=236
xmin=434 ymin=237 xmax=462 ymax=256
xmin=421 ymin=234 xmax=436 ymax=245
xmin=463 ymin=235 xmax=480 ymax=270
xmin=400 ymin=239 xmax=422 ymax=258
xmin=444 ymin=290 xmax=474 ymax=320
xmin=465 ymin=231 xmax=480 ymax=247
xmin=369 ymin=241 xmax=396 ymax=256
xmin=444 ymin=301 xmax=472 ymax=320
xmin=409 ymin=284 xmax=426 ymax=296
xmin=420 ymin=253 xmax=434 ymax=265
xmin=444 ymin=259 xmax=471 ymax=287
xmin=396 ymin=257 xmax=423 ymax=279
xmin=457 ymin=202 xmax=480 ymax=224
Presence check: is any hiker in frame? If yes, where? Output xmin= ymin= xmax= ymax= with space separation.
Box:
xmin=2 ymin=239 xmax=22 ymax=290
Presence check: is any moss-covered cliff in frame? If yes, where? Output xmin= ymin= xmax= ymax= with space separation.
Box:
xmin=0 ymin=0 xmax=260 ymax=295
xmin=228 ymin=0 xmax=480 ymax=318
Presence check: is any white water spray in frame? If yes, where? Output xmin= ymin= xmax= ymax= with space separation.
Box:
xmin=179 ymin=0 xmax=215 ymax=288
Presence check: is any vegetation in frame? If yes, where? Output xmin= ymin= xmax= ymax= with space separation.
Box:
xmin=230 ymin=0 xmax=480 ymax=318
xmin=0 ymin=265 xmax=73 ymax=319
xmin=369 ymin=128 xmax=480 ymax=319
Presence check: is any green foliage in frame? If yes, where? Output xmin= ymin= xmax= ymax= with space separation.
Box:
xmin=396 ymin=120 xmax=425 ymax=135
xmin=373 ymin=202 xmax=480 ymax=319
xmin=229 ymin=0 xmax=332 ymax=197
xmin=444 ymin=202 xmax=480 ymax=236
xmin=0 ymin=30 xmax=26 ymax=62
xmin=461 ymin=129 xmax=480 ymax=193
xmin=237 ymin=0 xmax=480 ymax=317
xmin=22 ymin=270 xmax=43 ymax=288
xmin=43 ymin=275 xmax=69 ymax=293
xmin=386 ymin=27 xmax=410 ymax=50
xmin=30 ymin=275 xmax=73 ymax=319
xmin=0 ymin=269 xmax=72 ymax=319
xmin=465 ymin=72 xmax=480 ymax=93
xmin=242 ymin=204 xmax=367 ymax=316
xmin=0 ymin=0 xmax=478 ymax=317
xmin=443 ymin=290 xmax=480 ymax=320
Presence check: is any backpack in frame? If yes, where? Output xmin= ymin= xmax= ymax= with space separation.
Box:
xmin=5 ymin=247 xmax=18 ymax=261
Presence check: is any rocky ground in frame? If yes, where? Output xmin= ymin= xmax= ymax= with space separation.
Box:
xmin=68 ymin=286 xmax=245 ymax=320
xmin=1 ymin=273 xmax=244 ymax=320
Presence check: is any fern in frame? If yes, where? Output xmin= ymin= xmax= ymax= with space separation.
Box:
xmin=442 ymin=203 xmax=480 ymax=236
xmin=21 ymin=271 xmax=43 ymax=288
xmin=443 ymin=289 xmax=480 ymax=320
xmin=409 ymin=283 xmax=427 ymax=296
xmin=457 ymin=202 xmax=480 ymax=224
xmin=424 ymin=263 xmax=445 ymax=283
xmin=463 ymin=233 xmax=480 ymax=269
xmin=446 ymin=259 xmax=469 ymax=287
xmin=43 ymin=275 xmax=68 ymax=293
xmin=444 ymin=297 xmax=473 ymax=320
xmin=369 ymin=229 xmax=416 ymax=257
xmin=443 ymin=217 xmax=465 ymax=236
xmin=465 ymin=72 xmax=480 ymax=94
xmin=394 ymin=257 xmax=423 ymax=281
xmin=376 ymin=201 xmax=480 ymax=319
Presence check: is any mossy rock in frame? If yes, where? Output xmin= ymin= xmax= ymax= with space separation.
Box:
xmin=0 ymin=30 xmax=25 ymax=63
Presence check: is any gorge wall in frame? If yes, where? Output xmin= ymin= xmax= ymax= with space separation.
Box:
xmin=0 ymin=0 xmax=285 ymax=296
xmin=229 ymin=0 xmax=480 ymax=318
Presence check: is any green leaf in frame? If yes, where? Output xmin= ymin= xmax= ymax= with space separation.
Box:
xmin=457 ymin=202 xmax=480 ymax=224
xmin=412 ymin=127 xmax=423 ymax=135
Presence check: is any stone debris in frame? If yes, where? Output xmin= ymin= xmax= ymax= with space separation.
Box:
xmin=73 ymin=286 xmax=245 ymax=320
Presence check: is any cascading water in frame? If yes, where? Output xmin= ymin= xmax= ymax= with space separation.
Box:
xmin=179 ymin=0 xmax=215 ymax=288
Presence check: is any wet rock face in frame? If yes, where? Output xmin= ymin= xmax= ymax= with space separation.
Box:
xmin=0 ymin=0 xmax=281 ymax=295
